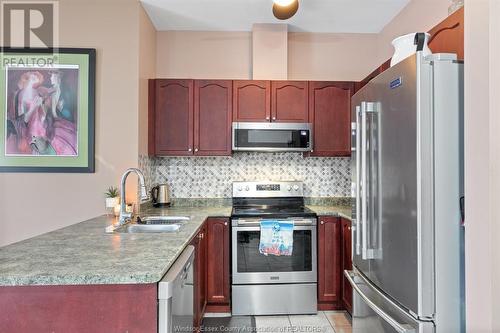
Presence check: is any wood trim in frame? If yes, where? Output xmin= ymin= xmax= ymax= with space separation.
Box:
xmin=205 ymin=304 xmax=231 ymax=313
xmin=318 ymin=302 xmax=344 ymax=311
xmin=148 ymin=79 xmax=156 ymax=156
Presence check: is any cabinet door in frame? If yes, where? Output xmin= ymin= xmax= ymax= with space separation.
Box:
xmin=428 ymin=7 xmax=464 ymax=61
xmin=154 ymin=79 xmax=194 ymax=156
xmin=194 ymin=80 xmax=232 ymax=156
xmin=271 ymin=81 xmax=308 ymax=122
xmin=341 ymin=218 xmax=353 ymax=314
xmin=309 ymin=82 xmax=353 ymax=157
xmin=318 ymin=216 xmax=341 ymax=309
xmin=192 ymin=226 xmax=207 ymax=329
xmin=233 ymin=80 xmax=271 ymax=122
xmin=206 ymin=218 xmax=230 ymax=307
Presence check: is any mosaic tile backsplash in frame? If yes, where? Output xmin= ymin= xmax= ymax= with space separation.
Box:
xmin=139 ymin=153 xmax=351 ymax=198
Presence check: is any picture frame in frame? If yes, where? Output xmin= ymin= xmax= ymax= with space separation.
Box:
xmin=0 ymin=47 xmax=95 ymax=173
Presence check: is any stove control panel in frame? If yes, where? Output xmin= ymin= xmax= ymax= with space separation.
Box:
xmin=233 ymin=181 xmax=304 ymax=198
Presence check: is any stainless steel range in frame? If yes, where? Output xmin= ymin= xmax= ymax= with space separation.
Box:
xmin=231 ymin=181 xmax=317 ymax=316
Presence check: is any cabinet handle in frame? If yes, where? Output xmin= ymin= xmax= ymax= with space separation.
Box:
xmin=224 ymin=221 xmax=228 ymax=226
xmin=195 ymin=148 xmax=199 ymax=152
xmin=188 ymin=148 xmax=192 ymax=152
xmin=320 ymin=220 xmax=324 ymax=225
xmin=272 ymin=117 xmax=276 ymax=120
xmin=311 ymin=149 xmax=314 ymax=153
xmin=266 ymin=116 xmax=270 ymax=120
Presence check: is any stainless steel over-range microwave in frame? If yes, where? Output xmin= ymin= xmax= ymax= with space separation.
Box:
xmin=232 ymin=122 xmax=313 ymax=152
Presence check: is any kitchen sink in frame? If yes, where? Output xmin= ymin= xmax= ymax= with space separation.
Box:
xmin=107 ymin=216 xmax=190 ymax=233
xmin=137 ymin=216 xmax=190 ymax=225
xmin=116 ymin=223 xmax=182 ymax=233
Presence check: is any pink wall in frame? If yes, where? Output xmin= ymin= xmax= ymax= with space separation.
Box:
xmin=139 ymin=6 xmax=157 ymax=155
xmin=0 ymin=0 xmax=156 ymax=246
xmin=155 ymin=31 xmax=380 ymax=81
xmin=155 ymin=0 xmax=452 ymax=82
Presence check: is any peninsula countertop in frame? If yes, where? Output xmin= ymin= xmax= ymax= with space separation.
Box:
xmin=0 ymin=204 xmax=351 ymax=287
xmin=0 ymin=206 xmax=231 ymax=286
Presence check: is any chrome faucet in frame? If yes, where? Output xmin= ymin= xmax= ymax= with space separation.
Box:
xmin=118 ymin=168 xmax=149 ymax=226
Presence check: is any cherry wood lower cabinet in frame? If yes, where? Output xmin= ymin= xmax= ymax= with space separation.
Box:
xmin=205 ymin=218 xmax=231 ymax=312
xmin=317 ymin=216 xmax=342 ymax=310
xmin=0 ymin=284 xmax=157 ymax=333
xmin=308 ymin=82 xmax=354 ymax=157
xmin=341 ymin=218 xmax=353 ymax=314
xmin=192 ymin=224 xmax=208 ymax=329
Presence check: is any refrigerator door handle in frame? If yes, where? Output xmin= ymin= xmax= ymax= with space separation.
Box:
xmin=361 ymin=102 xmax=369 ymax=260
xmin=365 ymin=102 xmax=382 ymax=260
xmin=355 ymin=105 xmax=362 ymax=255
xmin=345 ymin=271 xmax=416 ymax=333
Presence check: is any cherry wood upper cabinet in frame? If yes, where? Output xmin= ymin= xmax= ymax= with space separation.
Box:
xmin=308 ymin=82 xmax=354 ymax=157
xmin=271 ymin=81 xmax=309 ymax=122
xmin=318 ymin=216 xmax=342 ymax=310
xmin=205 ymin=218 xmax=230 ymax=311
xmin=428 ymin=7 xmax=464 ymax=60
xmin=233 ymin=80 xmax=271 ymax=122
xmin=341 ymin=218 xmax=353 ymax=314
xmin=151 ymin=79 xmax=194 ymax=156
xmin=194 ymin=80 xmax=232 ymax=156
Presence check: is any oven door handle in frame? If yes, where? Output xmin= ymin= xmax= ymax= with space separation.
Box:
xmin=232 ymin=219 xmax=316 ymax=227
xmin=232 ymin=225 xmax=316 ymax=231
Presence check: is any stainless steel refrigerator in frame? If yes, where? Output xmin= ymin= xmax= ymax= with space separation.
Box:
xmin=347 ymin=52 xmax=464 ymax=333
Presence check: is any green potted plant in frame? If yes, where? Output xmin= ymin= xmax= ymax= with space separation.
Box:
xmin=104 ymin=186 xmax=120 ymax=215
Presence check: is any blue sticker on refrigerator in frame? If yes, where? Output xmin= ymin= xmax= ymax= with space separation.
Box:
xmin=390 ymin=77 xmax=403 ymax=89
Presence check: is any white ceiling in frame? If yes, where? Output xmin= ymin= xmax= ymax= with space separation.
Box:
xmin=141 ymin=0 xmax=411 ymax=33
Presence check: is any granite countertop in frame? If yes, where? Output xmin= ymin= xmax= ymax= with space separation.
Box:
xmin=0 ymin=202 xmax=351 ymax=287
xmin=0 ymin=206 xmax=231 ymax=287
xmin=307 ymin=205 xmax=352 ymax=220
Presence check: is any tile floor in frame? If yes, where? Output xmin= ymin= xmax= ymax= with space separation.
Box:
xmin=203 ymin=311 xmax=352 ymax=333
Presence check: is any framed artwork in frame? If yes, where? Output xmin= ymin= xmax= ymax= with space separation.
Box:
xmin=0 ymin=47 xmax=95 ymax=172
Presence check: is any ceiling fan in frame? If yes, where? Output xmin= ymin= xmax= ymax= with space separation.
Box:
xmin=272 ymin=0 xmax=299 ymax=20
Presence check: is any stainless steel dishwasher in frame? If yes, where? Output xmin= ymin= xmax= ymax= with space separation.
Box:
xmin=158 ymin=245 xmax=195 ymax=333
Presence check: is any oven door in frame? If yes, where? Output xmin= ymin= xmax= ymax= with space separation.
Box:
xmin=231 ymin=218 xmax=317 ymax=284
xmin=232 ymin=122 xmax=312 ymax=152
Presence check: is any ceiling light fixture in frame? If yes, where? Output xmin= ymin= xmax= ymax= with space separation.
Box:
xmin=272 ymin=0 xmax=299 ymax=20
